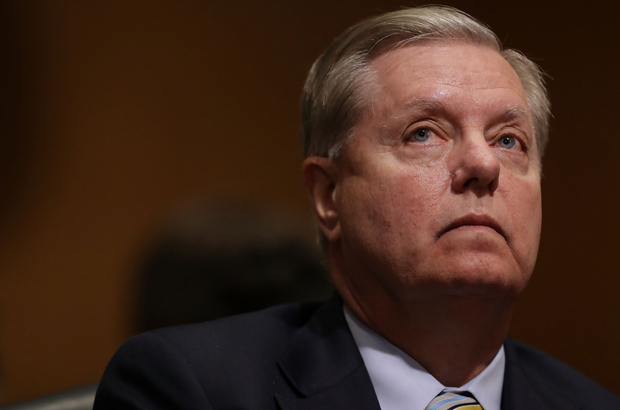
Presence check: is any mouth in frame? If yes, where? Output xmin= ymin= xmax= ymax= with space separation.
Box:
xmin=438 ymin=214 xmax=507 ymax=241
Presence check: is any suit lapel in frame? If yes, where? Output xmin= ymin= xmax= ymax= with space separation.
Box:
xmin=275 ymin=296 xmax=381 ymax=410
xmin=275 ymin=365 xmax=380 ymax=410
xmin=277 ymin=300 xmax=584 ymax=410
xmin=501 ymin=338 xmax=581 ymax=410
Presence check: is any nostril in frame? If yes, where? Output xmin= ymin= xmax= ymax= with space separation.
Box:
xmin=452 ymin=161 xmax=500 ymax=195
xmin=463 ymin=178 xmax=478 ymax=188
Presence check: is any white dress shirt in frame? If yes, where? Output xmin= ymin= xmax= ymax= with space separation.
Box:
xmin=343 ymin=305 xmax=505 ymax=410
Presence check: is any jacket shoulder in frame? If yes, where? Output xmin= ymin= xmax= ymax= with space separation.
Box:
xmin=94 ymin=302 xmax=324 ymax=410
xmin=507 ymin=339 xmax=620 ymax=408
xmin=153 ymin=301 xmax=322 ymax=355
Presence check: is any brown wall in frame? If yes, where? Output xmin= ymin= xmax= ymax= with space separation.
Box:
xmin=0 ymin=0 xmax=619 ymax=404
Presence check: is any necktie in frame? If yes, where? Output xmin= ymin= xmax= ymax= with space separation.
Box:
xmin=425 ymin=391 xmax=483 ymax=410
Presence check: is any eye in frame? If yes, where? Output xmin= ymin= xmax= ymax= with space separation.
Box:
xmin=411 ymin=128 xmax=431 ymax=142
xmin=497 ymin=135 xmax=516 ymax=149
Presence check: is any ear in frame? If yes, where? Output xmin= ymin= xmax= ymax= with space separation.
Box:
xmin=302 ymin=156 xmax=341 ymax=243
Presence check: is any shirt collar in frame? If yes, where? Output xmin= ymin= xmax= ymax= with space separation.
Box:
xmin=343 ymin=304 xmax=505 ymax=410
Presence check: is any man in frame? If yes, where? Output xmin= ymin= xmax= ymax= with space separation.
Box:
xmin=94 ymin=6 xmax=620 ymax=410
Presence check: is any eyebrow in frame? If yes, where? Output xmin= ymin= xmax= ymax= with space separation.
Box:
xmin=494 ymin=105 xmax=530 ymax=124
xmin=401 ymin=97 xmax=530 ymax=124
xmin=402 ymin=97 xmax=447 ymax=114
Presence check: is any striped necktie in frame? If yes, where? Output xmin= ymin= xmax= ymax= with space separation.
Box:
xmin=424 ymin=391 xmax=483 ymax=410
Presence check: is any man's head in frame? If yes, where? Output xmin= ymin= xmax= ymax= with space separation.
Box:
xmin=301 ymin=6 xmax=549 ymax=161
xmin=302 ymin=6 xmax=549 ymax=319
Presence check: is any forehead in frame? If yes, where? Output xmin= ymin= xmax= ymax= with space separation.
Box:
xmin=367 ymin=42 xmax=529 ymax=121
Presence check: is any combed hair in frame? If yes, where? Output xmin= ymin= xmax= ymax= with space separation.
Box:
xmin=301 ymin=5 xmax=550 ymax=161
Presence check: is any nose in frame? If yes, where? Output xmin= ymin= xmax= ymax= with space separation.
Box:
xmin=450 ymin=134 xmax=500 ymax=196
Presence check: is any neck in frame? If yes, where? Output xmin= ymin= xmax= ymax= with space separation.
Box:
xmin=332 ymin=259 xmax=514 ymax=387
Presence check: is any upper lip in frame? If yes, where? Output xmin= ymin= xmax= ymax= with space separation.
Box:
xmin=438 ymin=214 xmax=506 ymax=240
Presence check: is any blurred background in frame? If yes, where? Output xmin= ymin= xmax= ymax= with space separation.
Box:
xmin=0 ymin=0 xmax=619 ymax=405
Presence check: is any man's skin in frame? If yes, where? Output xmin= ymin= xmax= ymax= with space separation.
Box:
xmin=303 ymin=41 xmax=542 ymax=388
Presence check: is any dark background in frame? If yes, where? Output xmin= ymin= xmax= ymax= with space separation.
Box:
xmin=0 ymin=0 xmax=618 ymax=404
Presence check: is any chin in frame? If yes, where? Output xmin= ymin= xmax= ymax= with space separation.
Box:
xmin=431 ymin=256 xmax=530 ymax=300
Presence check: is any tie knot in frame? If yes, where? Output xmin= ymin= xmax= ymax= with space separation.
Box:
xmin=425 ymin=391 xmax=483 ymax=410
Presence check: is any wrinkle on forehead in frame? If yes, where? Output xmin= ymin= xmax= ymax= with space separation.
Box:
xmin=364 ymin=45 xmax=530 ymax=124
xmin=372 ymin=42 xmax=525 ymax=98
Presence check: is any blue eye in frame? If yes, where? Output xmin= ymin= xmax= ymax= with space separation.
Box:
xmin=498 ymin=135 xmax=516 ymax=149
xmin=412 ymin=128 xmax=431 ymax=142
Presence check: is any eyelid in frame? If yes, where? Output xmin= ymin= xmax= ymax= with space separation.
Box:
xmin=492 ymin=127 xmax=529 ymax=150
xmin=403 ymin=120 xmax=445 ymax=141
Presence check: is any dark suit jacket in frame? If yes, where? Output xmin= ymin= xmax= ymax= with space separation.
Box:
xmin=94 ymin=297 xmax=620 ymax=409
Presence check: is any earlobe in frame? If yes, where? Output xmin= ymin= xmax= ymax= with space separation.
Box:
xmin=302 ymin=157 xmax=341 ymax=242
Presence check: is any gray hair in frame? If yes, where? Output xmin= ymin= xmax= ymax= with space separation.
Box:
xmin=301 ymin=5 xmax=550 ymax=161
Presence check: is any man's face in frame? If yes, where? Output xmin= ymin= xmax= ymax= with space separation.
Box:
xmin=331 ymin=42 xmax=542 ymax=304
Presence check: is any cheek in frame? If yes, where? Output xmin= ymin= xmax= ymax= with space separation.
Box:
xmin=499 ymin=174 xmax=542 ymax=268
xmin=390 ymin=167 xmax=450 ymax=237
xmin=340 ymin=162 xmax=450 ymax=247
xmin=398 ymin=163 xmax=450 ymax=205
